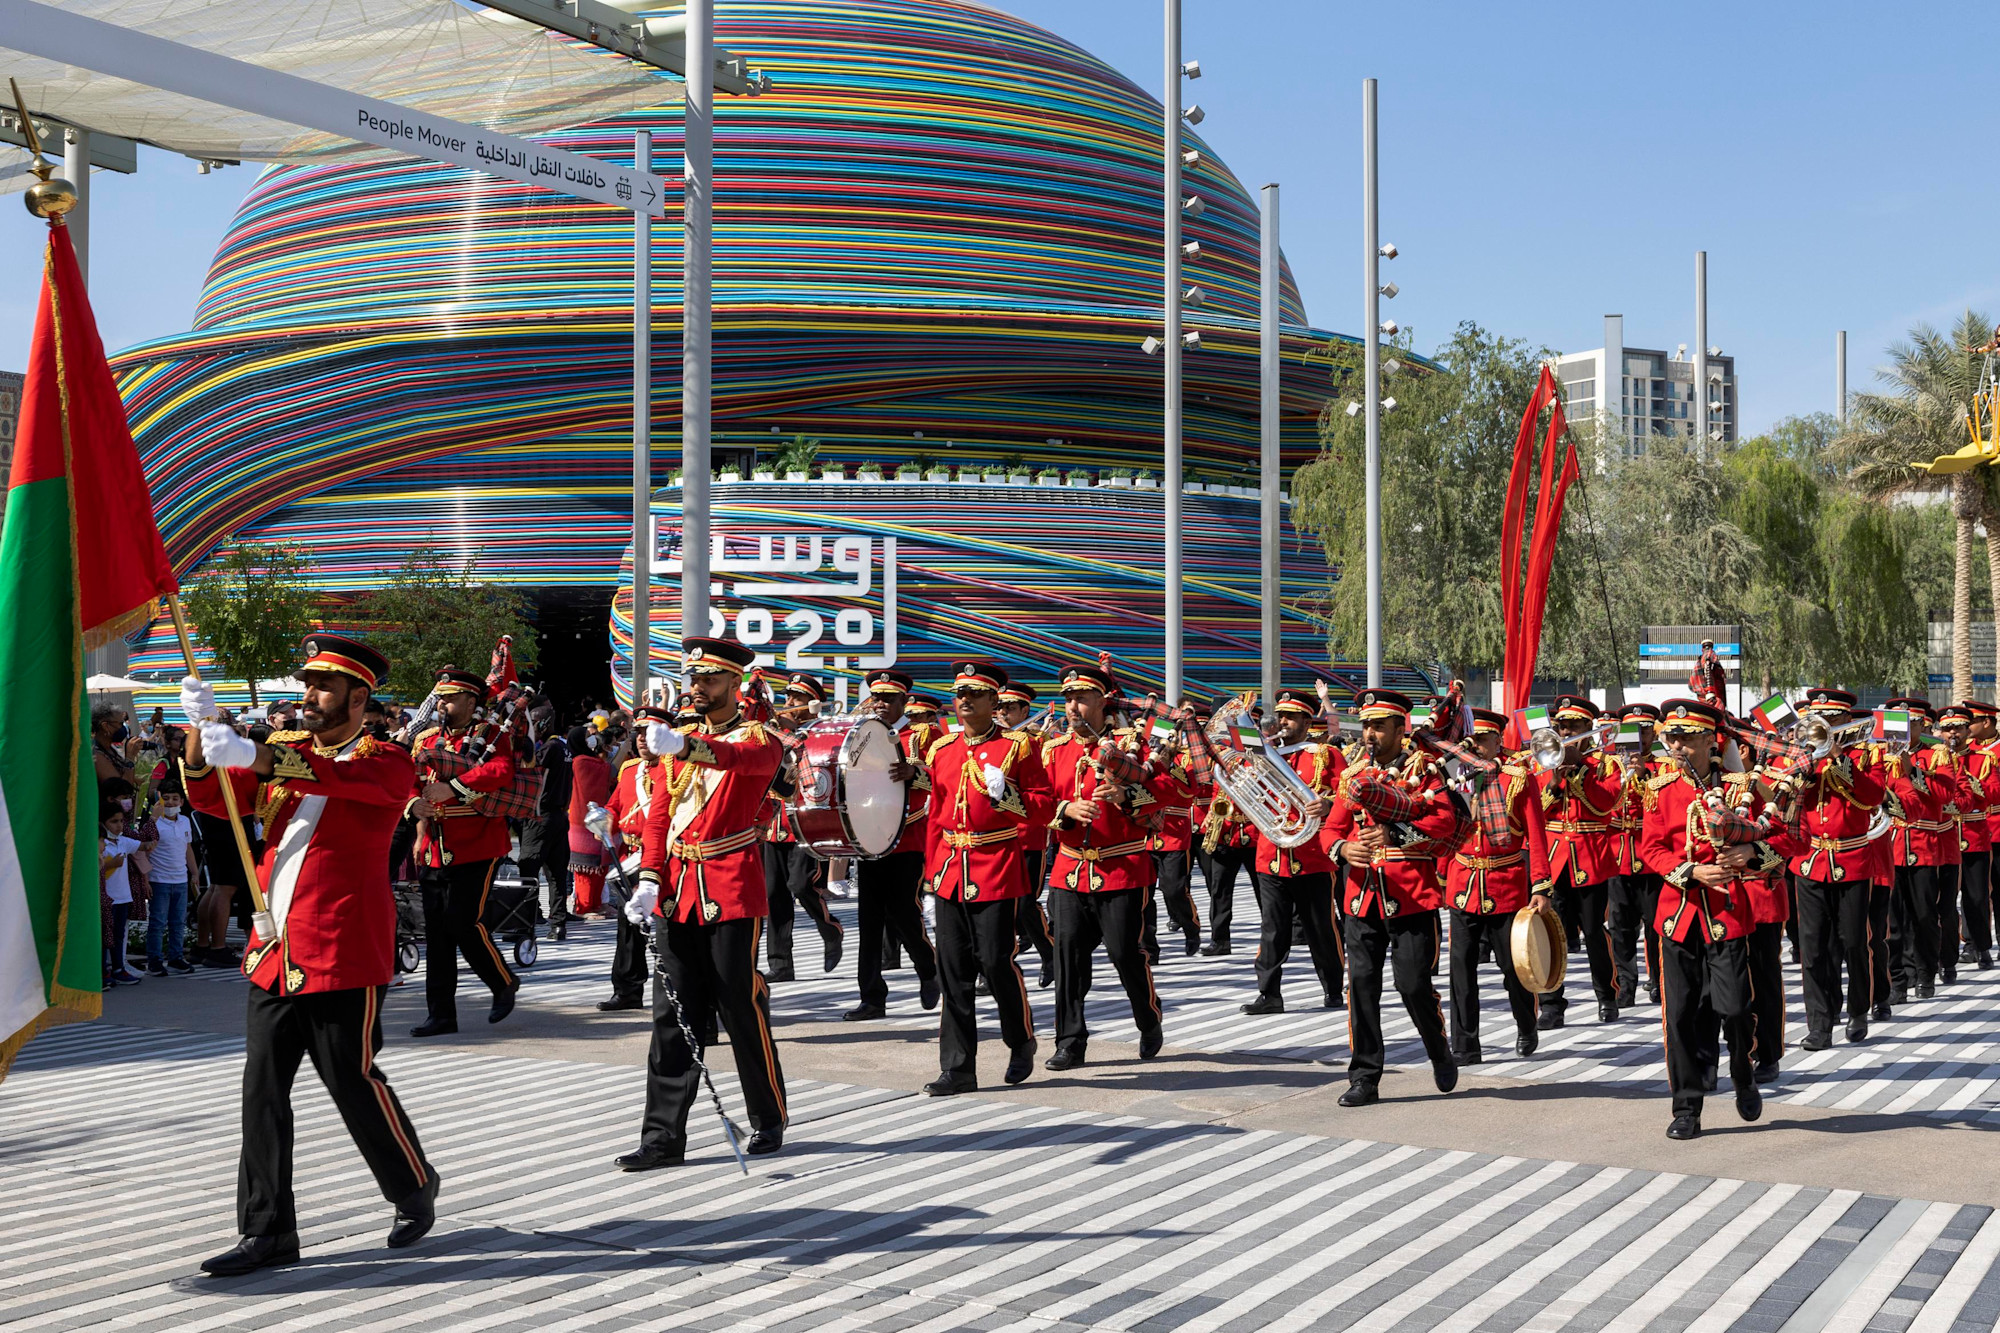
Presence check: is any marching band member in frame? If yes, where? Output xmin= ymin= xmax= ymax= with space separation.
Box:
xmin=180 ymin=635 xmax=438 ymax=1274
xmin=920 ymin=661 xmax=1055 ymax=1093
xmin=1966 ymin=700 xmax=2000 ymax=969
xmin=1240 ymin=688 xmax=1345 ymax=1016
xmin=1324 ymin=688 xmax=1465 ymax=1107
xmin=1606 ymin=702 xmax=1664 ymax=1006
xmin=1638 ymin=698 xmax=1794 ymax=1140
xmin=1041 ymin=662 xmax=1171 ymax=1070
xmin=1779 ymin=686 xmax=1888 ymax=1049
xmin=1532 ymin=694 xmax=1625 ymax=1028
xmin=1928 ymin=704 xmax=1984 ymax=987
xmin=408 ymin=667 xmax=519 ymax=1037
xmin=845 ymin=668 xmax=942 ymax=1020
xmin=1445 ymin=708 xmax=1552 ymax=1063
xmin=761 ymin=672 xmax=844 ymax=983
xmin=596 ymin=705 xmax=672 ymax=1012
xmin=616 ymin=637 xmax=787 ymax=1170
xmin=1883 ymin=698 xmax=1952 ymax=1006
xmin=998 ymin=679 xmax=1057 ymax=986
xmin=1193 ymin=700 xmax=1254 ymax=956
xmin=1145 ymin=704 xmax=1205 ymax=963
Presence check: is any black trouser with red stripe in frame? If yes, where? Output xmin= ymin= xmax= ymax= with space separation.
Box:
xmin=936 ymin=896 xmax=1034 ymax=1078
xmin=1197 ymin=841 xmax=1252 ymax=950
xmin=1606 ymin=872 xmax=1662 ymax=1001
xmin=1891 ymin=864 xmax=1941 ymax=991
xmin=420 ymin=858 xmax=516 ymax=1023
xmin=1014 ymin=850 xmax=1054 ymax=962
xmin=1144 ymin=850 xmax=1202 ymax=962
xmin=1448 ymin=908 xmax=1536 ymax=1056
xmin=1048 ymin=884 xmax=1160 ymax=1056
xmin=1543 ymin=871 xmax=1615 ymax=1014
xmin=1961 ymin=850 xmax=1993 ymax=955
xmin=1795 ymin=877 xmax=1871 ymax=1035
xmin=239 ymin=983 xmax=432 ymax=1237
xmin=1661 ymin=931 xmax=1753 ymax=1121
xmin=762 ymin=842 xmax=839 ymax=975
xmin=640 ymin=915 xmax=787 ymax=1152
xmin=855 ymin=850 xmax=936 ymax=1006
xmin=1344 ymin=907 xmax=1451 ymax=1088
xmin=1253 ymin=870 xmax=1342 ymax=1003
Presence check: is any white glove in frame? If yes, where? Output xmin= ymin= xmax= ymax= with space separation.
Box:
xmin=982 ymin=763 xmax=1008 ymax=800
xmin=648 ymin=722 xmax=685 ymax=756
xmin=180 ymin=675 xmax=216 ymax=728
xmin=199 ymin=721 xmax=257 ymax=771
xmin=624 ymin=881 xmax=659 ymax=924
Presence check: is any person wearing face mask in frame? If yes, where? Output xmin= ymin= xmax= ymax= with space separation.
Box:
xmin=92 ymin=703 xmax=138 ymax=786
xmin=145 ymin=786 xmax=200 ymax=975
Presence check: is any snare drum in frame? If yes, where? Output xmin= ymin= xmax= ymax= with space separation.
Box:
xmin=786 ymin=714 xmax=909 ymax=859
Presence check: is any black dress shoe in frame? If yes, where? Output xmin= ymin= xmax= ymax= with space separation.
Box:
xmin=924 ymin=1073 xmax=978 ymax=1096
xmin=1598 ymin=1002 xmax=1620 ymax=1024
xmin=1616 ymin=986 xmax=1637 ymax=1009
xmin=1452 ymin=1049 xmax=1483 ymax=1067
xmin=821 ymin=924 xmax=844 ymax=974
xmin=597 ymin=994 xmax=644 ymax=1012
xmin=1005 ymin=1040 xmax=1036 ymax=1085
xmin=488 ymin=987 xmax=516 ymax=1025
xmin=1916 ymin=981 xmax=1935 ymax=999
xmin=1537 ymin=1009 xmax=1564 ymax=1031
xmin=1845 ymin=1020 xmax=1868 ymax=1044
xmin=1981 ymin=951 xmax=1994 ymax=971
xmin=614 ymin=1144 xmax=684 ymax=1172
xmin=1138 ymin=1026 xmax=1163 ymax=1060
xmin=747 ymin=1127 xmax=783 ymax=1156
xmin=1962 ymin=942 xmax=1979 ymax=964
xmin=1754 ymin=1059 xmax=1780 ymax=1084
xmin=1433 ymin=1058 xmax=1459 ymax=1094
xmin=1337 ymin=1083 xmax=1379 ymax=1108
xmin=843 ymin=1002 xmax=886 ymax=1022
xmin=766 ymin=962 xmax=796 ymax=984
xmin=1045 ymin=1047 xmax=1086 ymax=1072
xmin=1240 ymin=995 xmax=1284 ymax=1016
xmin=1645 ymin=980 xmax=1659 ymax=1003
xmin=1942 ymin=967 xmax=1958 ymax=985
xmin=1891 ymin=986 xmax=1909 ymax=1005
xmin=1037 ymin=963 xmax=1054 ymax=989
xmin=1871 ymin=1001 xmax=1892 ymax=1022
xmin=388 ymin=1169 xmax=440 ymax=1248
xmin=1323 ymin=992 xmax=1346 ymax=1011
xmin=1516 ymin=1028 xmax=1539 ymax=1058
xmin=1199 ymin=941 xmax=1232 ymax=956
xmin=1736 ymin=1081 xmax=1763 ymax=1123
xmin=200 ymin=1233 xmax=300 ymax=1277
xmin=1183 ymin=928 xmax=1201 ymax=957
xmin=1800 ymin=1031 xmax=1831 ymax=1052
xmin=920 ymin=973 xmax=941 ymax=1011
xmin=1665 ymin=1115 xmax=1701 ymax=1141
xmin=974 ymin=974 xmax=991 ymax=996
xmin=410 ymin=1017 xmax=457 ymax=1038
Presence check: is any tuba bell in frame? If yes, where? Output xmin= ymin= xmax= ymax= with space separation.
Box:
xmin=1205 ymin=699 xmax=1324 ymax=849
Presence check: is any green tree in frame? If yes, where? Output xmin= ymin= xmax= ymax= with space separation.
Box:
xmin=179 ymin=541 xmax=318 ymax=705
xmin=1833 ymin=310 xmax=1997 ymax=699
xmin=353 ymin=545 xmax=539 ymax=703
xmin=1722 ymin=439 xmax=1829 ymax=691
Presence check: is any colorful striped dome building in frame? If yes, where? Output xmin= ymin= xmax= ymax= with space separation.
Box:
xmin=114 ymin=0 xmax=1430 ymax=705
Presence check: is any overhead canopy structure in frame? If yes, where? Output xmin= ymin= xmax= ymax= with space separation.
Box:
xmin=0 ymin=0 xmax=681 ymax=187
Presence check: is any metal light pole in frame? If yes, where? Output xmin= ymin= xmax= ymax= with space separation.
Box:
xmin=631 ymin=128 xmax=653 ymax=703
xmin=1836 ymin=329 xmax=1848 ymax=423
xmin=681 ymin=0 xmax=713 ymax=646
xmin=1694 ymin=250 xmax=1709 ymax=457
xmin=1362 ymin=78 xmax=1382 ymax=689
xmin=63 ymin=126 xmax=88 ymax=284
xmin=1259 ymin=182 xmax=1280 ymax=707
xmin=1162 ymin=0 xmax=1183 ymax=703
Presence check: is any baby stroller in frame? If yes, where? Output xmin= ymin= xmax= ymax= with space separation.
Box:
xmin=392 ymin=880 xmax=424 ymax=975
xmin=482 ymin=872 xmax=542 ymax=969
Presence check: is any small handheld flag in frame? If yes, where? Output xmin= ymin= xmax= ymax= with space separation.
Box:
xmin=1752 ymin=694 xmax=1797 ymax=732
xmin=1233 ymin=719 xmax=1263 ymax=749
xmin=1149 ymin=716 xmax=1176 ymax=744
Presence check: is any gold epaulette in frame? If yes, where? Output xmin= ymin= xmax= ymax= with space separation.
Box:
xmin=414 ymin=726 xmax=442 ymax=747
xmin=267 ymin=729 xmax=310 ymax=744
xmin=1647 ymin=769 xmax=1681 ymax=790
xmin=1003 ymin=729 xmax=1035 ymax=762
xmin=619 ymin=756 xmax=644 ymax=774
xmin=1342 ymin=740 xmax=1367 ymax=765
xmin=1722 ymin=771 xmax=1755 ymax=791
xmin=925 ymin=733 xmax=958 ymax=765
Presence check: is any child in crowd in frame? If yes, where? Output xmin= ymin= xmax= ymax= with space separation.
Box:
xmin=100 ymin=804 xmax=145 ymax=988
xmin=145 ymin=787 xmax=200 ymax=976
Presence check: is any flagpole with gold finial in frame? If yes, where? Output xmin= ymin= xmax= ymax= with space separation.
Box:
xmin=12 ymin=78 xmax=275 ymax=942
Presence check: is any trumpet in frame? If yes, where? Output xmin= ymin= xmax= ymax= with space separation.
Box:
xmin=1205 ymin=700 xmax=1323 ymax=849
xmin=1798 ymin=713 xmax=1873 ymax=760
xmin=1529 ymin=717 xmax=1620 ymax=772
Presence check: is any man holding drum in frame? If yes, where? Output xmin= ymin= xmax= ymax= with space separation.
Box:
xmin=920 ymin=661 xmax=1056 ymax=1094
xmin=845 ymin=668 xmax=943 ymax=1020
xmin=761 ymin=672 xmax=845 ymax=982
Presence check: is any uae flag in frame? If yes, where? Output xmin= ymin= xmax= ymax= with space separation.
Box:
xmin=0 ymin=219 xmax=177 ymax=1078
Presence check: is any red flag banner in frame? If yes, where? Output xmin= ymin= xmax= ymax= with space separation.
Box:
xmin=1501 ymin=366 xmax=1574 ymax=736
xmin=1498 ymin=366 xmax=1555 ymax=646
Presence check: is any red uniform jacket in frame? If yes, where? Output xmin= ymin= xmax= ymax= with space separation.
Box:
xmin=1445 ymin=762 xmax=1552 ymax=916
xmin=184 ymin=730 xmax=414 ymax=995
xmin=1149 ymin=748 xmax=1199 ymax=855
xmin=1979 ymin=738 xmax=2000 ymax=842
xmin=1888 ymin=748 xmax=1960 ymax=869
xmin=1639 ymin=766 xmax=1797 ymax=944
xmin=1321 ymin=747 xmax=1462 ymax=918
xmin=411 ymin=726 xmax=517 ymax=864
xmin=1043 ymin=727 xmax=1173 ymax=893
xmin=1196 ymin=786 xmax=1254 ymax=854
xmin=639 ymin=715 xmax=784 ymax=923
xmin=888 ymin=719 xmax=945 ymax=856
xmin=1534 ymin=754 xmax=1625 ymax=887
xmin=605 ymin=756 xmax=657 ymax=855
xmin=923 ymin=726 xmax=1054 ymax=901
xmin=1945 ymin=744 xmax=1993 ymax=855
xmin=1781 ymin=745 xmax=1889 ymax=884
xmin=1254 ymin=741 xmax=1345 ymax=878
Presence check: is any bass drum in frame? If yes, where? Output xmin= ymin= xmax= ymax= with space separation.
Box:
xmin=787 ymin=715 xmax=909 ymax=859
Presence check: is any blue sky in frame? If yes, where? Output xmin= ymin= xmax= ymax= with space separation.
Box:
xmin=3 ymin=0 xmax=1996 ymax=436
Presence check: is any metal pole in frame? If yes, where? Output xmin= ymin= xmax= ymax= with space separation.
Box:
xmin=1259 ymin=182 xmax=1280 ymax=707
xmin=681 ymin=0 xmax=713 ymax=646
xmin=1836 ymin=329 xmax=1848 ymax=423
xmin=1694 ymin=250 xmax=1708 ymax=458
xmin=1362 ymin=78 xmax=1382 ymax=689
xmin=1162 ymin=0 xmax=1183 ymax=702
xmin=632 ymin=129 xmax=652 ymax=704
xmin=62 ymin=126 xmax=87 ymax=285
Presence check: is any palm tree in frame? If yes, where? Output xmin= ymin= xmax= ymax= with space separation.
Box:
xmin=1833 ymin=309 xmax=1997 ymax=701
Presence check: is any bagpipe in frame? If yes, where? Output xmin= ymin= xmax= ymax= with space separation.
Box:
xmin=412 ymin=638 xmax=546 ymax=864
